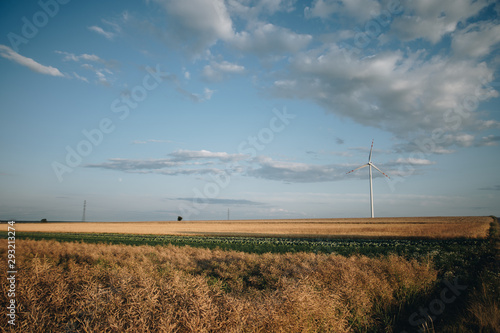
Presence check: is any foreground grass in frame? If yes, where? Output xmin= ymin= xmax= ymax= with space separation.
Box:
xmin=1 ymin=239 xmax=437 ymax=332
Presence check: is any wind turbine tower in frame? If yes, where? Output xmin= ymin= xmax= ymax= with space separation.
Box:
xmin=346 ymin=140 xmax=390 ymax=218
xmin=82 ymin=200 xmax=86 ymax=222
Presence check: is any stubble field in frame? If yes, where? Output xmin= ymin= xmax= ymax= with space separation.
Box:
xmin=1 ymin=216 xmax=498 ymax=332
xmin=9 ymin=216 xmax=493 ymax=239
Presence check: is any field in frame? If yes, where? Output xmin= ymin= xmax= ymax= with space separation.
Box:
xmin=9 ymin=216 xmax=493 ymax=239
xmin=1 ymin=216 xmax=499 ymax=332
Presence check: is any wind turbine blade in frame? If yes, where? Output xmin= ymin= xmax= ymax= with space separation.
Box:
xmin=371 ymin=163 xmax=390 ymax=179
xmin=368 ymin=139 xmax=374 ymax=162
xmin=346 ymin=164 xmax=369 ymax=174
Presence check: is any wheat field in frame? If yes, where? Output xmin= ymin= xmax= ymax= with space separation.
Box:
xmin=0 ymin=239 xmax=438 ymax=332
xmin=10 ymin=216 xmax=493 ymax=239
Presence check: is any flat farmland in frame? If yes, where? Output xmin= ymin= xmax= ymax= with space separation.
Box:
xmin=2 ymin=216 xmax=498 ymax=332
xmin=9 ymin=216 xmax=493 ymax=238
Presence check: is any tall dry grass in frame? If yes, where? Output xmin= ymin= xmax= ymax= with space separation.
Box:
xmin=0 ymin=240 xmax=437 ymax=332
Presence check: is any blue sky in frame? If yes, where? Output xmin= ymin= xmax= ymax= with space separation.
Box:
xmin=1 ymin=0 xmax=499 ymax=221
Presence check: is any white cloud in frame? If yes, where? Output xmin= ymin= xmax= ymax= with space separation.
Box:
xmin=270 ymin=44 xmax=497 ymax=147
xmin=273 ymin=79 xmax=297 ymax=88
xmin=55 ymin=50 xmax=117 ymax=69
xmin=88 ymin=15 xmax=124 ymax=40
xmin=56 ymin=50 xmax=116 ymax=86
xmin=432 ymin=148 xmax=456 ymax=155
xmin=80 ymin=63 xmax=114 ymax=86
xmin=175 ymin=86 xmax=215 ymax=102
xmin=391 ymin=0 xmax=490 ymax=43
xmin=246 ymin=155 xmax=433 ymax=183
xmin=72 ymin=72 xmax=88 ymax=82
xmin=226 ymin=0 xmax=297 ymax=20
xmin=452 ymin=21 xmax=500 ymax=58
xmin=304 ymin=0 xmax=381 ymax=23
xmin=394 ymin=141 xmax=457 ymax=155
xmin=88 ymin=25 xmax=115 ymax=39
xmin=202 ymin=60 xmax=245 ymax=81
xmin=151 ymin=0 xmax=234 ymax=54
xmin=477 ymin=135 xmax=500 ymax=146
xmin=231 ymin=22 xmax=312 ymax=55
xmin=87 ymin=148 xmax=439 ymax=183
xmin=169 ymin=149 xmax=247 ymax=162
xmin=213 ymin=60 xmax=245 ymax=73
xmin=453 ymin=133 xmax=475 ymax=147
xmin=248 ymin=156 xmax=344 ymax=183
xmin=95 ymin=70 xmax=112 ymax=86
xmin=394 ymin=158 xmax=435 ymax=166
xmin=476 ymin=119 xmax=500 ymax=130
xmin=86 ymin=149 xmax=248 ymax=176
xmin=203 ymin=88 xmax=215 ymax=100
xmin=0 ymin=45 xmax=64 ymax=77
xmin=154 ymin=168 xmax=228 ymax=176
xmin=56 ymin=51 xmax=103 ymax=63
xmin=87 ymin=158 xmax=182 ymax=170
xmin=102 ymin=18 xmax=123 ymax=33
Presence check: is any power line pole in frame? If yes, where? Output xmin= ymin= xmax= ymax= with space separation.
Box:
xmin=227 ymin=208 xmax=230 ymax=221
xmin=82 ymin=200 xmax=86 ymax=222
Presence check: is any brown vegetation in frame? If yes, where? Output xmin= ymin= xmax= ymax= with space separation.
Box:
xmin=0 ymin=239 xmax=437 ymax=332
xmin=9 ymin=216 xmax=493 ymax=239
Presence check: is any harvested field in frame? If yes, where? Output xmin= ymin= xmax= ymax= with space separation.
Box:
xmin=8 ymin=216 xmax=493 ymax=239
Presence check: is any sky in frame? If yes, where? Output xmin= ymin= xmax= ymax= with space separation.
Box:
xmin=0 ymin=0 xmax=499 ymax=221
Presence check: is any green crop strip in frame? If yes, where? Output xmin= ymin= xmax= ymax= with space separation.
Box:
xmin=14 ymin=231 xmax=487 ymax=258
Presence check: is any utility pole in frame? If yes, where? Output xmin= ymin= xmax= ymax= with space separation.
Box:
xmin=227 ymin=208 xmax=230 ymax=221
xmin=82 ymin=200 xmax=86 ymax=222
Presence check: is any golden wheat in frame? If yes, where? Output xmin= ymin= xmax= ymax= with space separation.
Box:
xmin=0 ymin=239 xmax=437 ymax=332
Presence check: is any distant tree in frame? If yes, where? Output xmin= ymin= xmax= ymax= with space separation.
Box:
xmin=177 ymin=216 xmax=183 ymax=222
xmin=41 ymin=218 xmax=47 ymax=223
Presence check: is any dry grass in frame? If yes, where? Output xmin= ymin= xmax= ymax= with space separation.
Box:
xmin=463 ymin=279 xmax=500 ymax=331
xmin=9 ymin=216 xmax=493 ymax=239
xmin=0 ymin=239 xmax=438 ymax=332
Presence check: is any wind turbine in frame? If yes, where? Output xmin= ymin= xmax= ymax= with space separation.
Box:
xmin=346 ymin=140 xmax=390 ymax=218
